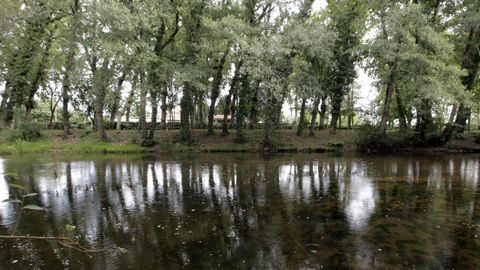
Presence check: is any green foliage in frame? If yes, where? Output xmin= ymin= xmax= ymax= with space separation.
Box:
xmin=4 ymin=182 xmax=44 ymax=211
xmin=0 ymin=0 xmax=479 ymax=148
xmin=355 ymin=122 xmax=392 ymax=152
xmin=23 ymin=204 xmax=44 ymax=211
xmin=5 ymin=123 xmax=42 ymax=142
xmin=326 ymin=139 xmax=345 ymax=151
xmin=65 ymin=224 xmax=76 ymax=232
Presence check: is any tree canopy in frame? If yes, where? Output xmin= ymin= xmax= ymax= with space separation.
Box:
xmin=1 ymin=0 xmax=479 ymax=147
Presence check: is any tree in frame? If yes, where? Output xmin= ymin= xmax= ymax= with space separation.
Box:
xmin=325 ymin=0 xmax=366 ymax=134
xmin=369 ymin=2 xmax=464 ymax=137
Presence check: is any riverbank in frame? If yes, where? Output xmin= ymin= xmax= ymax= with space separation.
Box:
xmin=0 ymin=129 xmax=358 ymax=154
xmin=0 ymin=129 xmax=479 ymax=154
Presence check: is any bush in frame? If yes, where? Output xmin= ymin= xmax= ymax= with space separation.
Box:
xmin=355 ymin=122 xmax=393 ymax=152
xmin=6 ymin=123 xmax=42 ymax=141
xmin=327 ymin=139 xmax=345 ymax=151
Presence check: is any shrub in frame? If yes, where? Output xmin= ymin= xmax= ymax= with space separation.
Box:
xmin=6 ymin=123 xmax=42 ymax=141
xmin=327 ymin=139 xmax=345 ymax=151
xmin=355 ymin=122 xmax=394 ymax=152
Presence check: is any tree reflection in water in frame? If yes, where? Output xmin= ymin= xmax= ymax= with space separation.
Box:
xmin=0 ymin=154 xmax=479 ymax=269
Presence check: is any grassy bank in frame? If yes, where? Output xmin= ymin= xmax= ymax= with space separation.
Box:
xmin=0 ymin=129 xmax=358 ymax=154
xmin=0 ymin=129 xmax=479 ymax=155
xmin=0 ymin=130 xmax=146 ymax=154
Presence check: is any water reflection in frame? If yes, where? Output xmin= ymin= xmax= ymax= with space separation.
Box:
xmin=0 ymin=154 xmax=479 ymax=269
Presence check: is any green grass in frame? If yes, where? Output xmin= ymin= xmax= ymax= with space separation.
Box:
xmin=0 ymin=139 xmax=146 ymax=154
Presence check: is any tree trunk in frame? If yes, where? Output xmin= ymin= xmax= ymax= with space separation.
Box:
xmin=25 ymin=29 xmax=55 ymax=118
xmin=94 ymin=61 xmax=110 ymax=142
xmin=263 ymin=89 xmax=276 ymax=149
xmin=235 ymin=73 xmax=250 ymax=143
xmin=222 ymin=61 xmax=241 ymax=136
xmin=378 ymin=61 xmax=398 ymax=136
xmin=207 ymin=47 xmax=229 ymax=135
xmin=444 ymin=28 xmax=480 ymax=140
xmin=448 ymin=103 xmax=458 ymax=125
xmin=180 ymin=1 xmax=203 ymax=144
xmin=62 ymin=47 xmax=75 ymax=136
xmin=0 ymin=81 xmax=12 ymax=127
xmin=346 ymin=91 xmax=353 ymax=130
xmin=296 ymin=98 xmax=307 ymax=136
xmin=139 ymin=71 xmax=148 ymax=141
xmin=109 ymin=67 xmax=128 ymax=129
xmin=330 ymin=102 xmax=341 ymax=134
xmin=60 ymin=0 xmax=80 ymax=135
xmin=116 ymin=75 xmax=136 ymax=130
xmin=274 ymin=89 xmax=288 ymax=129
xmin=395 ymin=89 xmax=408 ymax=132
xmin=161 ymin=84 xmax=168 ymax=130
xmin=230 ymin=90 xmax=237 ymax=129
xmin=417 ymin=99 xmax=434 ymax=140
xmin=196 ymin=102 xmax=204 ymax=129
xmin=181 ymin=83 xmax=194 ymax=143
xmin=145 ymin=89 xmax=159 ymax=146
xmin=125 ymin=107 xmax=131 ymax=129
xmin=319 ymin=96 xmax=327 ymax=130
xmin=309 ymin=97 xmax=321 ymax=136
xmin=248 ymin=81 xmax=260 ymax=129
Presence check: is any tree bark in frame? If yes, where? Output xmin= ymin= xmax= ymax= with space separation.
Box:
xmin=109 ymin=66 xmax=128 ymax=129
xmin=62 ymin=46 xmax=75 ymax=136
xmin=62 ymin=0 xmax=79 ymax=136
xmin=222 ymin=61 xmax=242 ymax=136
xmin=395 ymin=89 xmax=408 ymax=132
xmin=145 ymin=89 xmax=159 ymax=146
xmin=0 ymin=81 xmax=12 ymax=127
xmin=161 ymin=84 xmax=168 ymax=130
xmin=180 ymin=1 xmax=203 ymax=144
xmin=235 ymin=73 xmax=250 ymax=143
xmin=25 ymin=29 xmax=55 ymax=118
xmin=139 ymin=71 xmax=148 ymax=141
xmin=248 ymin=81 xmax=260 ymax=129
xmin=319 ymin=96 xmax=327 ymax=130
xmin=181 ymin=83 xmax=194 ymax=143
xmin=207 ymin=47 xmax=229 ymax=135
xmin=309 ymin=97 xmax=321 ymax=136
xmin=444 ymin=28 xmax=480 ymax=140
xmin=94 ymin=61 xmax=110 ymax=142
xmin=296 ymin=98 xmax=307 ymax=136
xmin=116 ymin=74 xmax=136 ymax=130
xmin=330 ymin=100 xmax=341 ymax=134
xmin=378 ymin=61 xmax=398 ymax=136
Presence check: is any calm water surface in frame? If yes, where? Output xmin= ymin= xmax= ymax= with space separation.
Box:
xmin=0 ymin=153 xmax=479 ymax=269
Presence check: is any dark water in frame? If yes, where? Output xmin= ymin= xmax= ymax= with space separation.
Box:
xmin=0 ymin=154 xmax=479 ymax=269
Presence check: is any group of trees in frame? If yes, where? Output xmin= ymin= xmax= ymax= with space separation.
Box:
xmin=0 ymin=0 xmax=479 ymax=146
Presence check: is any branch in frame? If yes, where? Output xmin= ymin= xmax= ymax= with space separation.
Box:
xmin=157 ymin=11 xmax=181 ymax=52
xmin=0 ymin=235 xmax=104 ymax=253
xmin=256 ymin=3 xmax=274 ymax=25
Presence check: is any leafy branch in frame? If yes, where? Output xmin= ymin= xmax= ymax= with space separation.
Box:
xmin=1 ymin=181 xmax=103 ymax=253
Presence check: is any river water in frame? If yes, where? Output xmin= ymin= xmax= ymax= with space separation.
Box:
xmin=0 ymin=153 xmax=479 ymax=269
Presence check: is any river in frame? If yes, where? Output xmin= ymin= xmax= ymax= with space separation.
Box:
xmin=0 ymin=153 xmax=479 ymax=269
